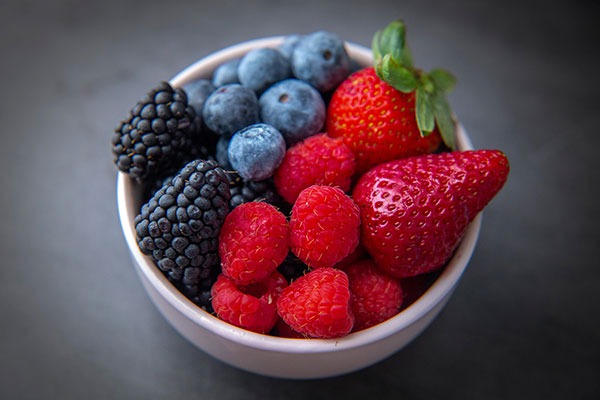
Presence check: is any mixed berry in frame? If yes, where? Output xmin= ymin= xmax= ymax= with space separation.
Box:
xmin=112 ymin=20 xmax=510 ymax=338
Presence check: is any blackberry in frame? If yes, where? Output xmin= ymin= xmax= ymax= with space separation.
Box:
xmin=112 ymin=82 xmax=196 ymax=183
xmin=145 ymin=142 xmax=214 ymax=200
xmin=277 ymin=253 xmax=310 ymax=283
xmin=226 ymin=171 xmax=282 ymax=210
xmin=134 ymin=159 xmax=231 ymax=311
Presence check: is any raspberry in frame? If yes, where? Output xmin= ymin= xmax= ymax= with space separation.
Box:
xmin=219 ymin=202 xmax=289 ymax=285
xmin=274 ymin=133 xmax=356 ymax=204
xmin=211 ymin=271 xmax=288 ymax=334
xmin=345 ymin=260 xmax=403 ymax=331
xmin=276 ymin=268 xmax=354 ymax=338
xmin=289 ymin=185 xmax=360 ymax=269
xmin=334 ymin=242 xmax=368 ymax=270
xmin=272 ymin=319 xmax=306 ymax=338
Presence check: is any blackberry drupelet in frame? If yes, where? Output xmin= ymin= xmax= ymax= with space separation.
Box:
xmin=112 ymin=82 xmax=196 ymax=183
xmin=226 ymin=171 xmax=282 ymax=210
xmin=278 ymin=253 xmax=310 ymax=283
xmin=134 ymin=159 xmax=231 ymax=311
xmin=145 ymin=142 xmax=215 ymax=200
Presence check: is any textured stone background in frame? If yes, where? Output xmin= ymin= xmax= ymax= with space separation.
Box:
xmin=1 ymin=0 xmax=598 ymax=398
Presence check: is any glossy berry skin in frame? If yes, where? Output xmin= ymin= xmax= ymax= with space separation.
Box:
xmin=346 ymin=260 xmax=403 ymax=331
xmin=211 ymin=271 xmax=288 ymax=334
xmin=289 ymin=185 xmax=361 ymax=269
xmin=202 ymin=84 xmax=259 ymax=137
xmin=274 ymin=133 xmax=356 ymax=204
xmin=212 ymin=58 xmax=240 ymax=87
xmin=277 ymin=268 xmax=354 ymax=338
xmin=352 ymin=150 xmax=510 ymax=278
xmin=291 ymin=31 xmax=351 ymax=93
xmin=327 ymin=67 xmax=442 ymax=174
xmin=228 ymin=123 xmax=286 ymax=181
xmin=238 ymin=48 xmax=291 ymax=94
xmin=259 ymin=79 xmax=326 ymax=145
xmin=219 ymin=202 xmax=289 ymax=285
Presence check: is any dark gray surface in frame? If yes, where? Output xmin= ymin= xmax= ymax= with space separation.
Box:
xmin=1 ymin=0 xmax=599 ymax=398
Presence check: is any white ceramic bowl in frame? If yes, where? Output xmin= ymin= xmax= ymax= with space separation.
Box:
xmin=116 ymin=37 xmax=481 ymax=379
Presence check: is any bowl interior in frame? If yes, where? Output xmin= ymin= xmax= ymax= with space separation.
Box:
xmin=116 ymin=37 xmax=481 ymax=354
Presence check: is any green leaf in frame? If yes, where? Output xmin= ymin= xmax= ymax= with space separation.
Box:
xmin=372 ymin=19 xmax=414 ymax=69
xmin=399 ymin=45 xmax=414 ymax=71
xmin=431 ymin=92 xmax=457 ymax=149
xmin=429 ymin=69 xmax=456 ymax=94
xmin=380 ymin=54 xmax=418 ymax=93
xmin=379 ymin=20 xmax=406 ymax=62
xmin=416 ymin=88 xmax=435 ymax=136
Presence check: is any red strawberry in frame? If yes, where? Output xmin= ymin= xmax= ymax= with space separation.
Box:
xmin=326 ymin=20 xmax=457 ymax=173
xmin=327 ymin=67 xmax=442 ymax=173
xmin=352 ymin=149 xmax=509 ymax=278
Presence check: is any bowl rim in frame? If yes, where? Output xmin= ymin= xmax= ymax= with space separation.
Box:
xmin=116 ymin=37 xmax=482 ymax=354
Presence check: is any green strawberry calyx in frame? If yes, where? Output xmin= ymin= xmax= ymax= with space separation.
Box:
xmin=372 ymin=19 xmax=457 ymax=149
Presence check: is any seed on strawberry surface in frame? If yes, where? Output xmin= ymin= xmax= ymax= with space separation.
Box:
xmin=327 ymin=67 xmax=443 ymax=174
xmin=352 ymin=149 xmax=510 ymax=278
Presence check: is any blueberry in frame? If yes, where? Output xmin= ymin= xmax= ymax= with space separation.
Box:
xmin=182 ymin=79 xmax=215 ymax=132
xmin=291 ymin=31 xmax=351 ymax=93
xmin=212 ymin=58 xmax=240 ymax=87
xmin=215 ymin=136 xmax=232 ymax=169
xmin=259 ymin=79 xmax=325 ymax=146
xmin=227 ymin=123 xmax=286 ymax=181
xmin=238 ymin=48 xmax=291 ymax=94
xmin=202 ymin=84 xmax=259 ymax=137
xmin=183 ymin=79 xmax=215 ymax=115
xmin=278 ymin=34 xmax=303 ymax=60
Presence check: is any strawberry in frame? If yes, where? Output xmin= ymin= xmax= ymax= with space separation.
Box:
xmin=352 ymin=149 xmax=509 ymax=278
xmin=326 ymin=20 xmax=457 ymax=174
